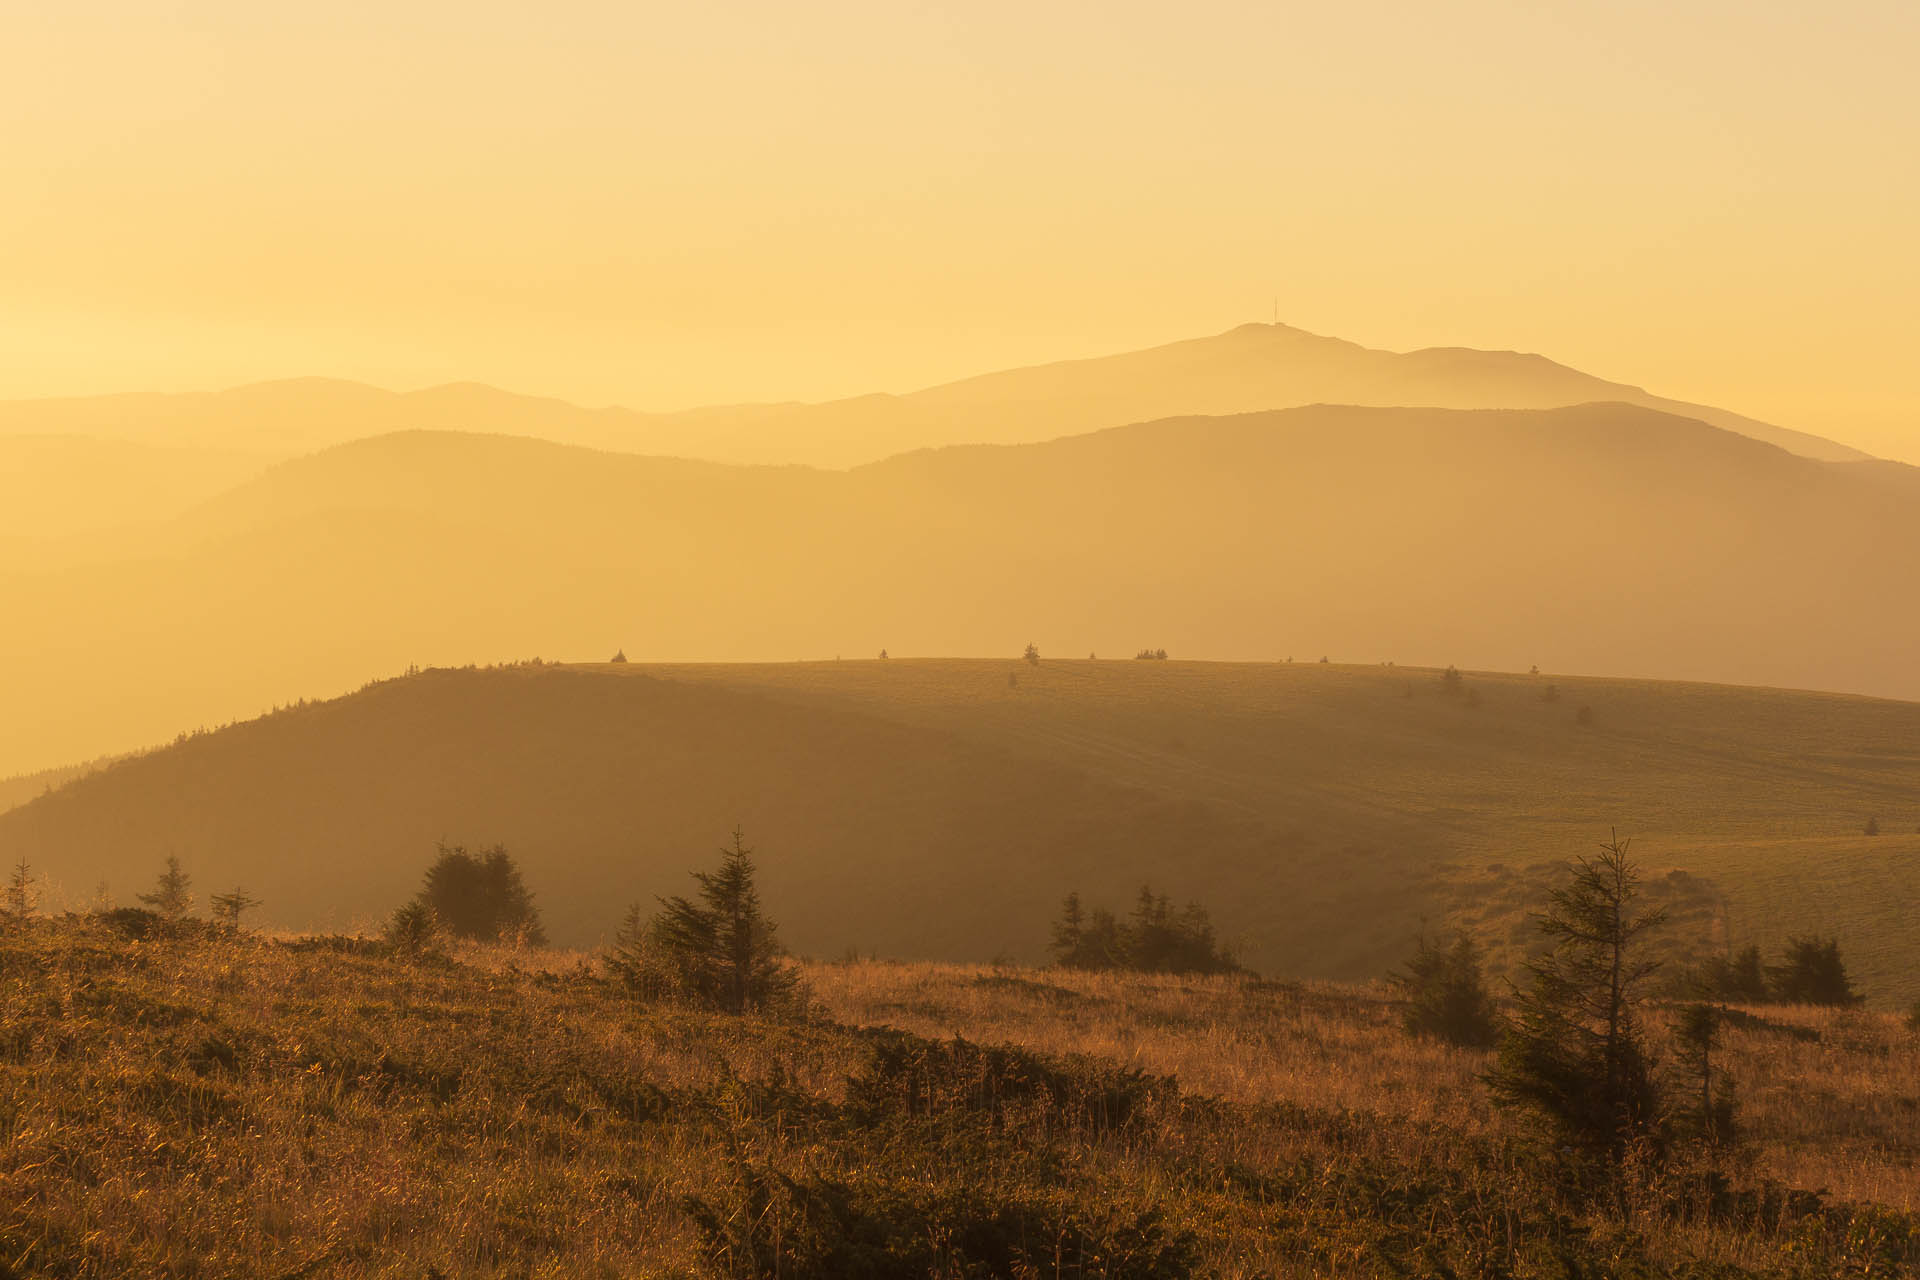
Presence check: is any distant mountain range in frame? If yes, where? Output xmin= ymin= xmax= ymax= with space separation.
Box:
xmin=3 ymin=399 xmax=1917 ymax=775
xmin=0 ymin=321 xmax=1872 ymax=478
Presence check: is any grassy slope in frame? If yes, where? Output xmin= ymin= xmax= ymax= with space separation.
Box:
xmin=2 ymin=916 xmax=1914 ymax=1278
xmin=7 ymin=401 xmax=1920 ymax=780
xmin=4 ymin=659 xmax=1917 ymax=1004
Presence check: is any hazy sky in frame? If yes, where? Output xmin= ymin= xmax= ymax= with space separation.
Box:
xmin=5 ymin=2 xmax=1916 ymax=458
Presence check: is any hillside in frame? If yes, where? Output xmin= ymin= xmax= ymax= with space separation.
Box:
xmin=0 ymin=323 xmax=1868 ymax=470
xmin=3 ymin=917 xmax=1915 ymax=1277
xmin=5 ymin=660 xmax=1917 ymax=1003
xmin=0 ymin=434 xmax=265 ymax=550
xmin=4 ymin=402 xmax=1920 ymax=776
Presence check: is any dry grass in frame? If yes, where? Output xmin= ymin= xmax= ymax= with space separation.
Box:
xmin=804 ymin=958 xmax=1920 ymax=1212
xmin=5 ymin=917 xmax=1918 ymax=1278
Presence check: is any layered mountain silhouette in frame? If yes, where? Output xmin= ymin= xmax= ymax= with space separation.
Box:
xmin=3 ymin=400 xmax=1917 ymax=777
xmin=0 ymin=324 xmax=1869 ymax=476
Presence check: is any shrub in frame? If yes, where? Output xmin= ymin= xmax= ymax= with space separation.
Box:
xmin=1134 ymin=648 xmax=1168 ymax=660
xmin=1391 ymin=932 xmax=1500 ymax=1048
xmin=383 ymin=901 xmax=438 ymax=957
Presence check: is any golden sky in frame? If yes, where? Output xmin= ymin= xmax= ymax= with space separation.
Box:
xmin=5 ymin=2 xmax=1916 ymax=459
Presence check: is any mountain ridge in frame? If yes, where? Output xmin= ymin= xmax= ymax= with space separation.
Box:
xmin=0 ymin=323 xmax=1871 ymax=468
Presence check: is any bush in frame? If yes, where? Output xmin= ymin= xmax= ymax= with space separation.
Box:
xmin=1391 ymin=932 xmax=1500 ymax=1048
xmin=1134 ymin=648 xmax=1168 ymax=660
xmin=383 ymin=901 xmax=438 ymax=957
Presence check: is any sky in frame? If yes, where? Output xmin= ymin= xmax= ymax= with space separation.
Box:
xmin=4 ymin=1 xmax=1917 ymax=459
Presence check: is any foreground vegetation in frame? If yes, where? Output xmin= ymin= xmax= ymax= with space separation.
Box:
xmin=4 ymin=914 xmax=1917 ymax=1277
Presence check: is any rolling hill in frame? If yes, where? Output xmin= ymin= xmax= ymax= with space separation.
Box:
xmin=0 ymin=323 xmax=1868 ymax=472
xmin=3 ymin=659 xmax=1916 ymax=1004
xmin=4 ymin=401 xmax=1919 ymax=777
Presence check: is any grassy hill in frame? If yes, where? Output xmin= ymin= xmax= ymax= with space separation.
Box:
xmin=5 ymin=659 xmax=1917 ymax=1004
xmin=4 ymin=401 xmax=1919 ymax=776
xmin=3 ymin=916 xmax=1914 ymax=1277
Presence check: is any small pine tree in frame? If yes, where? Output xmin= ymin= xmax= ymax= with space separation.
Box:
xmin=1486 ymin=832 xmax=1667 ymax=1170
xmin=1672 ymin=1002 xmax=1738 ymax=1148
xmin=609 ymin=649 xmax=628 ymax=663
xmin=1023 ymin=642 xmax=1041 ymax=666
xmin=4 ymin=856 xmax=35 ymax=922
xmin=605 ymin=903 xmax=675 ymax=1001
xmin=651 ymin=829 xmax=799 ymax=1014
xmin=137 ymin=855 xmax=194 ymax=924
xmin=384 ymin=901 xmax=438 ymax=957
xmin=1392 ymin=931 xmax=1501 ymax=1048
xmin=209 ymin=886 xmax=261 ymax=932
xmin=1767 ymin=936 xmax=1862 ymax=1006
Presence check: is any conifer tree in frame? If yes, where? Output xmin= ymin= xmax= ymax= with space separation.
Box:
xmin=414 ymin=843 xmax=546 ymax=945
xmin=1486 ymin=832 xmax=1667 ymax=1170
xmin=210 ymin=886 xmax=261 ymax=932
xmin=1767 ymin=935 xmax=1862 ymax=1006
xmin=4 ymin=855 xmax=34 ymax=922
xmin=1392 ymin=931 xmax=1501 ymax=1047
xmin=1673 ymin=1002 xmax=1738 ymax=1149
xmin=137 ymin=855 xmax=195 ymax=923
xmin=651 ymin=828 xmax=798 ymax=1014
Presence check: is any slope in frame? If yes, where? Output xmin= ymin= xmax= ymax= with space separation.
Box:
xmin=3 ymin=660 xmax=1917 ymax=1003
xmin=3 ymin=402 xmax=1918 ymax=777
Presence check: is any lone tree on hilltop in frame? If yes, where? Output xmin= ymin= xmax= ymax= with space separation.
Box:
xmin=610 ymin=649 xmax=628 ymax=663
xmin=1023 ymin=642 xmax=1041 ymax=665
xmin=645 ymin=828 xmax=800 ymax=1014
xmin=413 ymin=843 xmax=546 ymax=945
xmin=1486 ymin=832 xmax=1667 ymax=1173
xmin=1392 ymin=931 xmax=1501 ymax=1048
xmin=210 ymin=886 xmax=261 ymax=932
xmin=138 ymin=855 xmax=195 ymax=924
xmin=1767 ymin=935 xmax=1862 ymax=1006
